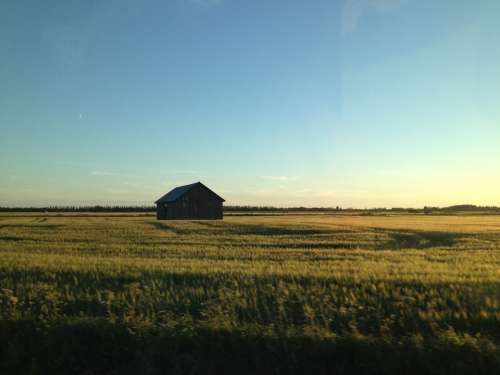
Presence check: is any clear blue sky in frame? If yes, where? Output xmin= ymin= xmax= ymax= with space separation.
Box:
xmin=1 ymin=0 xmax=499 ymax=207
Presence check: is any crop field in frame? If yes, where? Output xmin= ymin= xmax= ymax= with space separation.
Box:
xmin=1 ymin=213 xmax=499 ymax=374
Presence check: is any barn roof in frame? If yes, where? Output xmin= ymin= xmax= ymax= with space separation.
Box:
xmin=155 ymin=182 xmax=225 ymax=204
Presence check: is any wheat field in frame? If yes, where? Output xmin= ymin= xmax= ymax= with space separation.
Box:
xmin=1 ymin=213 xmax=499 ymax=374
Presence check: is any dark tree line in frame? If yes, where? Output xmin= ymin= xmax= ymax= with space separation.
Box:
xmin=0 ymin=204 xmax=499 ymax=213
xmin=0 ymin=206 xmax=155 ymax=213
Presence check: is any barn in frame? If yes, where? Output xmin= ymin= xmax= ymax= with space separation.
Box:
xmin=155 ymin=182 xmax=225 ymax=220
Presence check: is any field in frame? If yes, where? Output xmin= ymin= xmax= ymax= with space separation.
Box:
xmin=1 ymin=213 xmax=500 ymax=374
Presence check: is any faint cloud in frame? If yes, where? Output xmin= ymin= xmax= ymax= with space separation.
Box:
xmin=44 ymin=23 xmax=93 ymax=71
xmin=260 ymin=175 xmax=296 ymax=181
xmin=342 ymin=0 xmax=408 ymax=35
xmin=292 ymin=188 xmax=315 ymax=195
xmin=89 ymin=170 xmax=134 ymax=178
xmin=173 ymin=170 xmax=200 ymax=175
xmin=43 ymin=2 xmax=141 ymax=71
xmin=187 ymin=0 xmax=224 ymax=8
xmin=56 ymin=160 xmax=95 ymax=168
xmin=105 ymin=188 xmax=132 ymax=195
xmin=379 ymin=169 xmax=417 ymax=178
xmin=162 ymin=181 xmax=186 ymax=187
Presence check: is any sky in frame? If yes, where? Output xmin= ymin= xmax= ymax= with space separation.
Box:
xmin=1 ymin=0 xmax=499 ymax=207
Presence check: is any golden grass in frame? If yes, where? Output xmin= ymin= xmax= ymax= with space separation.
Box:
xmin=0 ymin=213 xmax=499 ymax=341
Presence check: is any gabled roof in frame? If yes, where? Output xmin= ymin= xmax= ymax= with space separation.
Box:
xmin=155 ymin=182 xmax=225 ymax=204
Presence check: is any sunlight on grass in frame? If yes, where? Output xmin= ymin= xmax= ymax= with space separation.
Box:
xmin=0 ymin=213 xmax=499 ymax=373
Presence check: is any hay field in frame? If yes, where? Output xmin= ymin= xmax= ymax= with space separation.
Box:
xmin=1 ymin=213 xmax=499 ymax=374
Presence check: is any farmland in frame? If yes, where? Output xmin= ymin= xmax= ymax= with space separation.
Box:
xmin=1 ymin=213 xmax=499 ymax=374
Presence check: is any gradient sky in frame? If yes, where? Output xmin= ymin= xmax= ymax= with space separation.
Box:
xmin=1 ymin=0 xmax=499 ymax=207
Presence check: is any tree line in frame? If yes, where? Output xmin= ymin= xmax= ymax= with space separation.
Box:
xmin=0 ymin=204 xmax=499 ymax=213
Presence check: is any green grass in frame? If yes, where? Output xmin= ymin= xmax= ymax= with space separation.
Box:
xmin=0 ymin=213 xmax=499 ymax=374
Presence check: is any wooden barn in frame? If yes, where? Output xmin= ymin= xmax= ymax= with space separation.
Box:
xmin=155 ymin=182 xmax=225 ymax=220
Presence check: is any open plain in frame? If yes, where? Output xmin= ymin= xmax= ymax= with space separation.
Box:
xmin=1 ymin=212 xmax=499 ymax=374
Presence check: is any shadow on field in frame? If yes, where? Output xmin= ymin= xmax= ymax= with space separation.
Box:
xmin=0 ymin=235 xmax=85 ymax=243
xmin=150 ymin=221 xmax=466 ymax=250
xmin=226 ymin=224 xmax=329 ymax=236
xmin=264 ymin=242 xmax=360 ymax=249
xmin=0 ymin=224 xmax=64 ymax=231
xmin=150 ymin=222 xmax=194 ymax=235
xmin=199 ymin=221 xmax=349 ymax=237
xmin=384 ymin=230 xmax=464 ymax=249
xmin=151 ymin=221 xmax=337 ymax=237
xmin=1 ymin=320 xmax=499 ymax=375
xmin=0 ymin=236 xmax=28 ymax=242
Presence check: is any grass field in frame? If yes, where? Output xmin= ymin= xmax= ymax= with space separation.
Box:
xmin=1 ymin=213 xmax=499 ymax=374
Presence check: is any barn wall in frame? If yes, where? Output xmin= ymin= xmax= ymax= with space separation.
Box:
xmin=156 ymin=204 xmax=169 ymax=219
xmin=184 ymin=184 xmax=223 ymax=219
